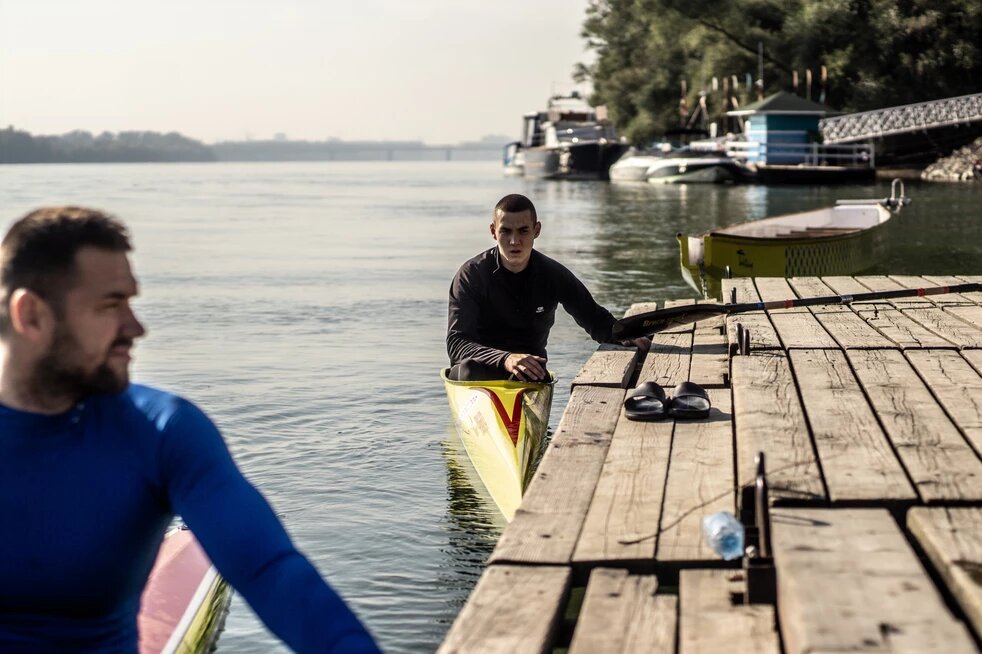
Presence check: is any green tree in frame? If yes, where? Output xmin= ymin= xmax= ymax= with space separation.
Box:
xmin=580 ymin=0 xmax=982 ymax=143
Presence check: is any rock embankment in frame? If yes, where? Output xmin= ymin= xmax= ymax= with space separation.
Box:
xmin=921 ymin=136 xmax=982 ymax=182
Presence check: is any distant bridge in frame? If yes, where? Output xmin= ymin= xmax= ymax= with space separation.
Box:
xmin=820 ymin=92 xmax=982 ymax=144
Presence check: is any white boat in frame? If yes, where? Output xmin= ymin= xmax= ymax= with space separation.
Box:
xmin=515 ymin=92 xmax=629 ymax=181
xmin=502 ymin=142 xmax=525 ymax=176
xmin=646 ymin=153 xmax=741 ymax=184
xmin=609 ymin=145 xmax=741 ymax=184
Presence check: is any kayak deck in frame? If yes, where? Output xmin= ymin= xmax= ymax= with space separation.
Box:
xmin=442 ymin=369 xmax=554 ymax=521
xmin=138 ymin=527 xmax=231 ymax=654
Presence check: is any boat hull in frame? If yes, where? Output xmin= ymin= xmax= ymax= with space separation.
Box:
xmin=441 ymin=369 xmax=554 ymax=521
xmin=523 ymin=142 xmax=628 ymax=181
xmin=138 ymin=528 xmax=231 ymax=654
xmin=679 ymin=203 xmax=893 ymax=298
xmin=737 ymin=164 xmax=877 ymax=184
xmin=647 ymin=160 xmax=739 ymax=184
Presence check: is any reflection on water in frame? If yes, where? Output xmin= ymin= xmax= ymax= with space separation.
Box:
xmin=442 ymin=432 xmax=508 ymax=544
xmin=437 ymin=432 xmax=505 ymax=630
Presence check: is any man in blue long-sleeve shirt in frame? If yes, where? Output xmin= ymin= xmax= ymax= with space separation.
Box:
xmin=447 ymin=194 xmax=649 ymax=382
xmin=0 ymin=207 xmax=380 ymax=653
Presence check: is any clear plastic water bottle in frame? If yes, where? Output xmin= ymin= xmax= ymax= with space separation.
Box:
xmin=702 ymin=511 xmax=745 ymax=560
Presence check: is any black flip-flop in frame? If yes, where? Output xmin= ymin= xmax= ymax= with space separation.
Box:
xmin=624 ymin=381 xmax=668 ymax=421
xmin=668 ymin=381 xmax=711 ymax=419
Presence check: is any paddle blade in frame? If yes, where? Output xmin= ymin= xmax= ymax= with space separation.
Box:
xmin=613 ymin=303 xmax=727 ymax=339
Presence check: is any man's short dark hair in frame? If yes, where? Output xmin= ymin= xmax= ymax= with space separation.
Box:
xmin=493 ymin=194 xmax=537 ymax=224
xmin=1 ymin=207 xmax=131 ymax=336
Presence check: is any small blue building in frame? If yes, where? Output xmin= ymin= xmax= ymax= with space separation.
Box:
xmin=729 ymin=92 xmax=832 ymax=164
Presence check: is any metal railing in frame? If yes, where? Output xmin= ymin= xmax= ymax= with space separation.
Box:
xmin=820 ymin=93 xmax=982 ymax=144
xmin=723 ymin=141 xmax=874 ymax=167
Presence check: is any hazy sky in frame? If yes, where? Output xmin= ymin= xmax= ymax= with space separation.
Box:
xmin=0 ymin=0 xmax=595 ymax=144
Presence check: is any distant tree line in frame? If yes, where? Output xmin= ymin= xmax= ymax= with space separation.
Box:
xmin=211 ymin=138 xmax=427 ymax=161
xmin=0 ymin=128 xmax=506 ymax=163
xmin=579 ymin=0 xmax=982 ymax=144
xmin=0 ymin=128 xmax=215 ymax=163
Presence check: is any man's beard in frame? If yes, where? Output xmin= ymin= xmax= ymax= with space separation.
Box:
xmin=32 ymin=326 xmax=129 ymax=401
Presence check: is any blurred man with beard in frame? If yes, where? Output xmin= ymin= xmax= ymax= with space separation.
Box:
xmin=0 ymin=207 xmax=379 ymax=653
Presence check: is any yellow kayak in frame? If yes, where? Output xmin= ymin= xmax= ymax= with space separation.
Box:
xmin=441 ymin=369 xmax=555 ymax=521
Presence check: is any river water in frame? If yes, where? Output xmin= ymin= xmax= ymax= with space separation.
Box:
xmin=1 ymin=161 xmax=980 ymax=652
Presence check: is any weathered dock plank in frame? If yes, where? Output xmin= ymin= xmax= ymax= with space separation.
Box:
xmin=754 ymin=277 xmax=838 ymax=349
xmin=821 ymin=275 xmax=893 ymax=307
xmin=574 ymin=319 xmax=695 ymax=565
xmin=844 ymin=274 xmax=937 ymax=307
xmin=661 ymin=298 xmax=700 ymax=334
xmin=908 ymin=507 xmax=982 ymax=640
xmin=924 ymin=274 xmax=982 ymax=306
xmin=679 ymin=569 xmax=778 ymax=654
xmin=636 ymin=331 xmax=693 ymax=389
xmin=847 ymin=349 xmax=982 ymax=503
xmin=654 ymin=326 xmax=736 ymax=561
xmin=790 ymin=349 xmax=916 ymax=503
xmin=863 ymin=307 xmax=958 ymax=349
xmin=721 ymin=278 xmax=782 ymax=351
xmin=490 ymin=386 xmax=623 ymax=565
xmin=571 ymin=343 xmax=639 ymax=388
xmin=901 ymin=306 xmax=982 ymax=348
xmin=787 ymin=277 xmax=894 ymax=349
xmin=731 ymin=351 xmax=825 ymax=504
xmin=572 ymin=405 xmax=671 ymax=565
xmin=657 ymin=386 xmax=734 ymax=562
xmin=690 ymin=325 xmax=729 ymax=388
xmin=915 ymin=275 xmax=982 ymax=330
xmin=889 ymin=275 xmax=979 ymax=306
xmin=965 ymin=349 xmax=982 ymax=375
xmin=438 ymin=565 xmax=571 ymax=654
xmin=943 ymin=304 xmax=982 ymax=332
xmin=625 ymin=302 xmax=659 ymax=317
xmin=568 ymin=569 xmax=675 ymax=654
xmin=905 ymin=349 xmax=982 ymax=456
xmin=854 ymin=274 xmax=982 ymax=347
xmin=772 ymin=508 xmax=978 ymax=654
xmin=821 ymin=275 xmax=959 ymax=348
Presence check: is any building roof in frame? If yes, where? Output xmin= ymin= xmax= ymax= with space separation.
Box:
xmin=728 ymin=91 xmax=830 ymax=116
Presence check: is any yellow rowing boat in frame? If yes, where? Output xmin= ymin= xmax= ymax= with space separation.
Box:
xmin=441 ymin=369 xmax=554 ymax=521
xmin=678 ymin=181 xmax=910 ymax=298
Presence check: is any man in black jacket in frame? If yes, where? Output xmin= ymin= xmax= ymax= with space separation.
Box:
xmin=447 ymin=193 xmax=649 ymax=382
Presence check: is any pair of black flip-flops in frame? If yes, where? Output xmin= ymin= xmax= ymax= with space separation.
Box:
xmin=624 ymin=381 xmax=711 ymax=421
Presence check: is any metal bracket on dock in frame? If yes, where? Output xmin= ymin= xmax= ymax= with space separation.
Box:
xmin=742 ymin=451 xmax=776 ymax=605
xmin=735 ymin=323 xmax=751 ymax=355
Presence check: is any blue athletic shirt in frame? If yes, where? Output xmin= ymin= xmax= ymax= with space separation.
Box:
xmin=0 ymin=384 xmax=380 ymax=653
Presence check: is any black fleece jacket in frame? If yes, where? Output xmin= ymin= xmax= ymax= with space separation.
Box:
xmin=447 ymin=247 xmax=618 ymax=368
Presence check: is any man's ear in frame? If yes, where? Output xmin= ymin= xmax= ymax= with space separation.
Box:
xmin=489 ymin=222 xmax=497 ymax=239
xmin=8 ymin=289 xmax=54 ymax=343
xmin=533 ymin=221 xmax=541 ymax=238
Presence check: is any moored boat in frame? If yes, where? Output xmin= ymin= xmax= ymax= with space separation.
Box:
xmin=138 ymin=527 xmax=231 ymax=654
xmin=502 ymin=141 xmax=525 ymax=176
xmin=644 ymin=151 xmax=741 ymax=184
xmin=678 ymin=180 xmax=910 ymax=298
xmin=441 ymin=369 xmax=554 ymax=521
xmin=517 ymin=92 xmax=628 ymax=181
xmin=610 ymin=129 xmax=739 ymax=183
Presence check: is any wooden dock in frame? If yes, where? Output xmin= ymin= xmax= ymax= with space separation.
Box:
xmin=439 ymin=274 xmax=982 ymax=654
